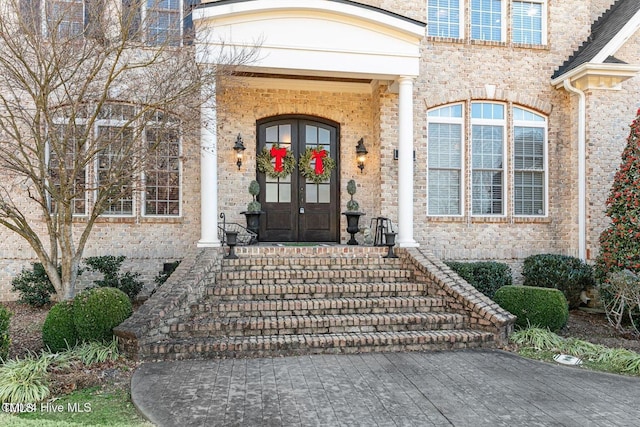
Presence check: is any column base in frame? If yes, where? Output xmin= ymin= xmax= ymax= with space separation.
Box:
xmin=398 ymin=240 xmax=420 ymax=248
xmin=197 ymin=240 xmax=222 ymax=248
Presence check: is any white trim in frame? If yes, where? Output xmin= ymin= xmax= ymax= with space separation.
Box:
xmin=230 ymin=76 xmax=375 ymax=94
xmin=593 ymin=8 xmax=640 ymax=64
xmin=551 ymin=63 xmax=640 ymax=90
xmin=193 ymin=0 xmax=425 ymax=37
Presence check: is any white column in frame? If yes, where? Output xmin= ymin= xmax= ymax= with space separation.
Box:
xmin=198 ymin=81 xmax=221 ymax=247
xmin=397 ymin=76 xmax=419 ymax=248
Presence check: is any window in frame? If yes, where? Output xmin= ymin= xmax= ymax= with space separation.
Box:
xmin=122 ymin=0 xmax=183 ymax=46
xmin=48 ymin=123 xmax=87 ymax=215
xmin=20 ymin=0 xmax=106 ymax=39
xmin=144 ymin=126 xmax=181 ymax=216
xmin=48 ymin=0 xmax=84 ymax=38
xmin=427 ymin=102 xmax=547 ymax=218
xmin=512 ymin=1 xmax=544 ymax=44
xmin=49 ymin=104 xmax=181 ymax=218
xmin=471 ymin=0 xmax=505 ymax=42
xmin=427 ymin=104 xmax=463 ymax=215
xmin=471 ymin=103 xmax=505 ymax=215
xmin=513 ymin=107 xmax=546 ymax=215
xmin=428 ymin=0 xmax=462 ymax=38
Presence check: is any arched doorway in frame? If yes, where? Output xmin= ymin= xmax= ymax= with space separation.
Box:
xmin=257 ymin=116 xmax=340 ymax=242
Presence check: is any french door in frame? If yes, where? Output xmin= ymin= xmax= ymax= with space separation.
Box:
xmin=257 ymin=116 xmax=339 ymax=242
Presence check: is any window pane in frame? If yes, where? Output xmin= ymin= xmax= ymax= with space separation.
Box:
xmin=306 ymin=183 xmax=318 ymax=203
xmin=318 ymin=184 xmax=330 ymax=204
xmin=514 ymin=126 xmax=544 ymax=170
xmin=514 ymin=171 xmax=544 ymax=215
xmin=427 ymin=0 xmax=460 ymax=38
xmin=472 ymin=171 xmax=503 ymax=215
xmin=472 ymin=125 xmax=503 ymax=169
xmin=429 ymin=170 xmax=461 ymax=215
xmin=97 ymin=125 xmax=134 ymax=216
xmin=48 ymin=0 xmax=84 ymax=38
xmin=513 ymin=1 xmax=543 ymax=44
xmin=49 ymin=123 xmax=87 ymax=215
xmin=471 ymin=0 xmax=503 ymax=41
xmin=146 ymin=0 xmax=181 ymax=46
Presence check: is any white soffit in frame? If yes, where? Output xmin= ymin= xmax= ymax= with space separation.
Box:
xmin=193 ymin=0 xmax=425 ymax=79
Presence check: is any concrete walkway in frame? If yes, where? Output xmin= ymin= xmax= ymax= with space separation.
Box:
xmin=131 ymin=350 xmax=640 ymax=427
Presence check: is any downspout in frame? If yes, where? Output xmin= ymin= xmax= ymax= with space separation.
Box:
xmin=563 ymin=79 xmax=587 ymax=261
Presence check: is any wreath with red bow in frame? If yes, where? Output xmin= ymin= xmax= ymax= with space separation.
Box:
xmin=299 ymin=147 xmax=336 ymax=184
xmin=256 ymin=144 xmax=296 ymax=179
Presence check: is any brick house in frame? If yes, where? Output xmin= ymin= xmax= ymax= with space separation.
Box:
xmin=1 ymin=0 xmax=639 ymax=300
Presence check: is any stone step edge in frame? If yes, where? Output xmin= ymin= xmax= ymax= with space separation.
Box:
xmin=149 ymin=330 xmax=495 ymax=355
xmin=173 ymin=312 xmax=467 ymax=333
xmin=207 ymin=282 xmax=430 ymax=297
xmin=191 ymin=296 xmax=446 ymax=313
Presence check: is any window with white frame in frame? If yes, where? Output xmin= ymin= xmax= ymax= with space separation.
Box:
xmin=144 ymin=125 xmax=181 ymax=216
xmin=49 ymin=104 xmax=181 ymax=218
xmin=427 ymin=0 xmax=462 ymax=38
xmin=471 ymin=0 xmax=505 ymax=42
xmin=513 ymin=107 xmax=546 ymax=215
xmin=122 ymin=0 xmax=183 ymax=46
xmin=471 ymin=102 xmax=505 ymax=215
xmin=512 ymin=1 xmax=545 ymax=44
xmin=427 ymin=104 xmax=464 ymax=215
xmin=427 ymin=102 xmax=547 ymax=218
xmin=48 ymin=123 xmax=87 ymax=215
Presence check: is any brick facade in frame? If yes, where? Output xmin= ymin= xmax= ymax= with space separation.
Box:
xmin=1 ymin=0 xmax=639 ymax=297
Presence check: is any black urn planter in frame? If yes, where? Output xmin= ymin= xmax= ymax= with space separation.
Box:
xmin=241 ymin=211 xmax=263 ymax=240
xmin=342 ymin=211 xmax=364 ymax=245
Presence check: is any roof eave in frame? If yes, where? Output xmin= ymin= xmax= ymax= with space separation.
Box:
xmin=551 ymin=62 xmax=640 ymax=90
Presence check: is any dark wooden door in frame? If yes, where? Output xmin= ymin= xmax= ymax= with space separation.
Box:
xmin=257 ymin=117 xmax=339 ymax=242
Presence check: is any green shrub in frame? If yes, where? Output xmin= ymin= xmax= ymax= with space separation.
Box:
xmin=84 ymin=256 xmax=143 ymax=301
xmin=11 ymin=263 xmax=57 ymax=307
xmin=522 ymin=254 xmax=594 ymax=309
xmin=0 ymin=306 xmax=12 ymax=362
xmin=73 ymin=287 xmax=132 ymax=343
xmin=445 ymin=261 xmax=512 ymax=299
xmin=493 ymin=285 xmax=569 ymax=332
xmin=42 ymin=301 xmax=78 ymax=353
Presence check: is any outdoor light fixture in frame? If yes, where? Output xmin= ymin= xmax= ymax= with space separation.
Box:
xmin=355 ymin=138 xmax=368 ymax=173
xmin=233 ymin=134 xmax=246 ymax=170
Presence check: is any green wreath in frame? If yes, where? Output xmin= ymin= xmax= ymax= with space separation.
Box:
xmin=299 ymin=147 xmax=336 ymax=184
xmin=256 ymin=145 xmax=296 ymax=179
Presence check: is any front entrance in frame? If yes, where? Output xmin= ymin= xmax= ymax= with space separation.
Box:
xmin=257 ymin=116 xmax=339 ymax=242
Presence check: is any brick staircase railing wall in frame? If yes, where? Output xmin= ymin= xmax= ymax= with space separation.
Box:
xmin=399 ymin=247 xmax=515 ymax=345
xmin=114 ymin=248 xmax=224 ymax=359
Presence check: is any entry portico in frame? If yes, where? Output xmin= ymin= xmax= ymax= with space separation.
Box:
xmin=193 ymin=0 xmax=425 ymax=247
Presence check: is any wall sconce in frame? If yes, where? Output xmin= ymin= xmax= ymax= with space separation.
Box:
xmin=233 ymin=134 xmax=246 ymax=170
xmin=355 ymin=138 xmax=368 ymax=173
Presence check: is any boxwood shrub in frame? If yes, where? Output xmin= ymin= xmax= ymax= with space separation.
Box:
xmin=522 ymin=254 xmax=594 ymax=309
xmin=445 ymin=261 xmax=512 ymax=299
xmin=493 ymin=285 xmax=569 ymax=331
xmin=42 ymin=300 xmax=78 ymax=352
xmin=0 ymin=305 xmax=11 ymax=361
xmin=73 ymin=287 xmax=132 ymax=343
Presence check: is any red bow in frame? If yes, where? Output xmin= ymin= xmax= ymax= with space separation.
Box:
xmin=311 ymin=149 xmax=327 ymax=175
xmin=270 ymin=146 xmax=287 ymax=172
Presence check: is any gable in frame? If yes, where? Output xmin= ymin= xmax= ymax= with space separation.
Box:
xmin=192 ymin=0 xmax=426 ymax=79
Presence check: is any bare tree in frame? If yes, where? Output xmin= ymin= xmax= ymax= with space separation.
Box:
xmin=0 ymin=0 xmax=256 ymax=299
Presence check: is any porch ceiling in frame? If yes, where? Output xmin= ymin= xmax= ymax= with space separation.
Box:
xmin=193 ymin=0 xmax=426 ymax=80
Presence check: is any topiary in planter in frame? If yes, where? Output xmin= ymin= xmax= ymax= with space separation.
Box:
xmin=247 ymin=180 xmax=262 ymax=212
xmin=522 ymin=254 xmax=594 ymax=309
xmin=42 ymin=300 xmax=78 ymax=352
xmin=73 ymin=287 xmax=132 ymax=343
xmin=493 ymin=285 xmax=569 ymax=332
xmin=346 ymin=179 xmax=359 ymax=212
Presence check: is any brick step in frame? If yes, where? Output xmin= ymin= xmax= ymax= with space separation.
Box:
xmin=169 ymin=312 xmax=467 ymax=339
xmin=147 ymin=330 xmax=496 ymax=360
xmin=216 ymin=268 xmax=412 ymax=285
xmin=222 ymin=255 xmax=404 ymax=270
xmin=190 ymin=296 xmax=446 ymax=317
xmin=207 ymin=282 xmax=430 ymax=300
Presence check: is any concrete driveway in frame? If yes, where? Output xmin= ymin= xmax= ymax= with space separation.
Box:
xmin=131 ymin=350 xmax=640 ymax=427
